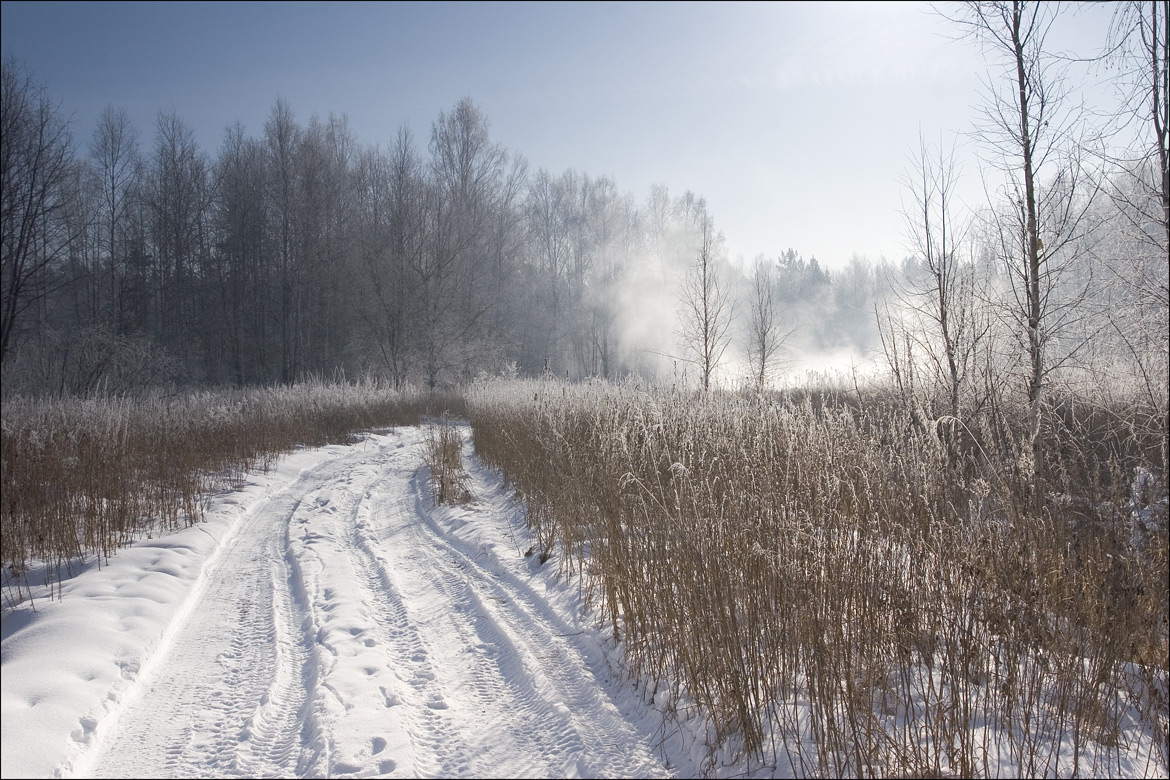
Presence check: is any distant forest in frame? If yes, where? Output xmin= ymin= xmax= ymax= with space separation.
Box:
xmin=1 ymin=1 xmax=1166 ymax=403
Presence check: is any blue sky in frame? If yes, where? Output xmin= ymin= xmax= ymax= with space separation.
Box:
xmin=1 ymin=1 xmax=1118 ymax=269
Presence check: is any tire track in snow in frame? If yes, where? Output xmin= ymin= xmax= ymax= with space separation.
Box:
xmin=349 ymin=495 xmax=477 ymax=778
xmin=82 ymin=428 xmax=677 ymax=779
xmin=384 ymin=493 xmax=581 ymax=777
xmin=86 ymin=445 xmax=378 ymax=778
xmin=351 ymin=459 xmax=530 ymax=777
xmin=293 ymin=427 xmax=477 ymax=778
xmin=230 ymin=538 xmax=314 ymax=776
xmin=359 ymin=426 xmax=671 ymax=779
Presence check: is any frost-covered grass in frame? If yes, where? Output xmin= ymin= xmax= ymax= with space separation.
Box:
xmin=0 ymin=380 xmax=464 ymax=606
xmin=466 ymin=377 xmax=1169 ymax=778
xmin=424 ymin=415 xmax=473 ymax=505
xmin=4 ymin=372 xmax=1165 ymax=777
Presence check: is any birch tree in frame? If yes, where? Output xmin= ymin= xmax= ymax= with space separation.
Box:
xmin=897 ymin=134 xmax=988 ymax=417
xmin=951 ymin=0 xmax=1100 ymax=476
xmin=677 ymin=203 xmax=733 ymax=392
xmin=746 ymin=255 xmax=795 ymax=389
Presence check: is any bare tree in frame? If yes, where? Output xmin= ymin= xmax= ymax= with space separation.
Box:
xmin=746 ymin=255 xmax=795 ymax=389
xmin=1100 ymin=3 xmax=1169 ymax=354
xmin=356 ymin=127 xmax=423 ymax=388
xmin=295 ymin=112 xmax=356 ymax=377
xmin=1102 ymin=0 xmax=1170 ymax=474
xmin=951 ymin=0 xmax=1101 ymax=476
xmin=677 ymin=204 xmax=733 ymax=392
xmin=418 ymin=98 xmax=509 ymax=389
xmin=526 ymin=167 xmax=571 ymax=371
xmin=212 ymin=121 xmax=271 ymax=384
xmin=645 ymin=183 xmax=673 ymax=279
xmin=263 ymin=98 xmax=301 ymax=383
xmin=90 ymin=104 xmax=141 ymax=332
xmin=147 ymin=110 xmax=211 ymax=372
xmin=58 ymin=154 xmax=102 ymax=329
xmin=564 ymin=170 xmax=596 ymax=377
xmin=483 ymin=153 xmax=528 ymax=365
xmin=874 ymin=297 xmax=922 ymax=416
xmin=584 ymin=176 xmax=633 ymax=378
xmin=1105 ymin=0 xmax=1169 ymax=256
xmin=897 ymin=133 xmax=988 ymax=417
xmin=1 ymin=58 xmax=75 ymax=366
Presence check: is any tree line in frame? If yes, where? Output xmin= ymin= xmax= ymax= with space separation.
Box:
xmin=2 ymin=2 xmax=1166 ymax=468
xmin=0 ymin=62 xmax=895 ymax=396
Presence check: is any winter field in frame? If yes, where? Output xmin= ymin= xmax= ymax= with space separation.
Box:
xmin=2 ymin=378 xmax=1167 ymax=778
xmin=3 ymin=423 xmax=699 ymax=778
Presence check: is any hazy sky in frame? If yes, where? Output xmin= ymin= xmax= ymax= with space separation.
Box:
xmin=1 ymin=1 xmax=1119 ymax=269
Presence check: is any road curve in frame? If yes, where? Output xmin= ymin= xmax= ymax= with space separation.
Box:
xmin=83 ymin=426 xmax=675 ymax=779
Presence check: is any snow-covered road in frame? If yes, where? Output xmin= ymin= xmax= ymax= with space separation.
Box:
xmin=3 ymin=425 xmax=695 ymax=779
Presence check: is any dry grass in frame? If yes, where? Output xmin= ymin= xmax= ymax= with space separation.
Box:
xmin=466 ymin=376 xmax=1169 ymax=778
xmin=1 ymin=379 xmax=430 ymax=606
xmin=424 ymin=415 xmax=472 ymax=505
xmin=5 ymin=369 xmax=1165 ymax=777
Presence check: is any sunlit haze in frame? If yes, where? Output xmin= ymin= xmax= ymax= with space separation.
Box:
xmin=0 ymin=0 xmax=1117 ymax=270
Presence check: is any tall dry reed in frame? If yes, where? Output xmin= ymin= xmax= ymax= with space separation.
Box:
xmin=467 ymin=377 xmax=1168 ymax=778
xmin=1 ymin=379 xmax=438 ymax=606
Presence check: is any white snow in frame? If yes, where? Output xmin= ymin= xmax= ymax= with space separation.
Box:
xmin=1 ymin=425 xmax=706 ymax=779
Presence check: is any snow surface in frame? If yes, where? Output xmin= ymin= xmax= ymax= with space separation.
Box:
xmin=1 ymin=425 xmax=712 ymax=779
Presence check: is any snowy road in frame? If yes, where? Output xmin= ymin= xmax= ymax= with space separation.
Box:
xmin=3 ymin=426 xmax=691 ymax=779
